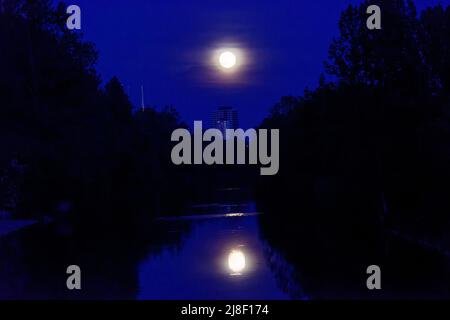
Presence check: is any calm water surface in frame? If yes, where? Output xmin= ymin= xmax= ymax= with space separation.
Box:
xmin=0 ymin=202 xmax=304 ymax=299
xmin=2 ymin=201 xmax=450 ymax=299
xmin=137 ymin=211 xmax=302 ymax=299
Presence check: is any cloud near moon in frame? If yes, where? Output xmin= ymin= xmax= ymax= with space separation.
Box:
xmin=176 ymin=42 xmax=262 ymax=88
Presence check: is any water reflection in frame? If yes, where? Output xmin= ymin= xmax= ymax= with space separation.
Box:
xmin=228 ymin=249 xmax=246 ymax=275
xmin=137 ymin=211 xmax=298 ymax=299
xmin=0 ymin=206 xmax=303 ymax=299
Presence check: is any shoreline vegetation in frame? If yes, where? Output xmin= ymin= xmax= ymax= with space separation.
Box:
xmin=252 ymin=0 xmax=450 ymax=297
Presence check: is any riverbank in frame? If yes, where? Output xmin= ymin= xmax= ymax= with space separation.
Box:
xmin=0 ymin=219 xmax=37 ymax=237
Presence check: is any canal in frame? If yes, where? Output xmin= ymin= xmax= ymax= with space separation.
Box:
xmin=0 ymin=201 xmax=305 ymax=299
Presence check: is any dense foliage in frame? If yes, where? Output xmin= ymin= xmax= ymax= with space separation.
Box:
xmin=257 ymin=0 xmax=450 ymax=269
xmin=0 ymin=0 xmax=191 ymax=239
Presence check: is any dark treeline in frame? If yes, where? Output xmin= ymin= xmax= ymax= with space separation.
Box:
xmin=0 ymin=0 xmax=201 ymax=240
xmin=0 ymin=0 xmax=256 ymax=242
xmin=256 ymin=0 xmax=450 ymax=296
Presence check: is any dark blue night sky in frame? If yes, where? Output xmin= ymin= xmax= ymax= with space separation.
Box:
xmin=72 ymin=0 xmax=447 ymax=127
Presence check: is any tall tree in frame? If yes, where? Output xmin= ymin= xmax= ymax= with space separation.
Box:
xmin=326 ymin=0 xmax=427 ymax=95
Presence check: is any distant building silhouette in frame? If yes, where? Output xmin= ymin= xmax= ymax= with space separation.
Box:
xmin=210 ymin=106 xmax=239 ymax=136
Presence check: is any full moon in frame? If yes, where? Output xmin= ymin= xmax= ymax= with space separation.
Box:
xmin=219 ymin=51 xmax=237 ymax=69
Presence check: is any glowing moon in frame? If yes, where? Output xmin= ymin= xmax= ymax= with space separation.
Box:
xmin=219 ymin=51 xmax=237 ymax=69
xmin=228 ymin=249 xmax=246 ymax=274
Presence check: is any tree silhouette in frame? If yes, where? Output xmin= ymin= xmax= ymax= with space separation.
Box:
xmin=0 ymin=1 xmax=188 ymax=241
xmin=257 ymin=1 xmax=450 ymax=291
